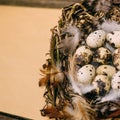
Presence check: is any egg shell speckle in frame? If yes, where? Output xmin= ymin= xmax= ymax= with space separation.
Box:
xmin=76 ymin=64 xmax=95 ymax=85
xmin=92 ymin=75 xmax=110 ymax=96
xmin=106 ymin=31 xmax=120 ymax=48
xmin=96 ymin=65 xmax=116 ymax=78
xmin=73 ymin=46 xmax=93 ymax=68
xmin=113 ymin=48 xmax=120 ymax=70
xmin=86 ymin=30 xmax=106 ymax=48
xmin=111 ymin=71 xmax=120 ymax=90
xmin=93 ymin=47 xmax=112 ymax=64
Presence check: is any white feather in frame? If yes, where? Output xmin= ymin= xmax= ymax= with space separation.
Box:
xmin=67 ymin=73 xmax=82 ymax=95
xmin=66 ymin=25 xmax=80 ymax=42
xmin=98 ymin=21 xmax=120 ymax=32
xmin=95 ymin=0 xmax=111 ymax=13
xmin=80 ymin=85 xmax=95 ymax=94
xmin=57 ymin=25 xmax=81 ymax=55
xmin=100 ymin=89 xmax=120 ymax=102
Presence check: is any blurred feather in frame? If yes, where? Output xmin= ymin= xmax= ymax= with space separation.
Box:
xmin=41 ymin=106 xmax=65 ymax=119
xmin=100 ymin=89 xmax=120 ymax=102
xmin=94 ymin=0 xmax=112 ymax=13
xmin=39 ymin=77 xmax=48 ymax=86
xmin=57 ymin=25 xmax=81 ymax=55
xmin=98 ymin=20 xmax=120 ymax=32
xmin=64 ymin=95 xmax=95 ymax=120
xmin=80 ymin=85 xmax=96 ymax=94
xmin=68 ymin=73 xmax=82 ymax=95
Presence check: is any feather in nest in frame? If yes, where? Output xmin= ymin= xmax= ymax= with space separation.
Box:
xmin=98 ymin=20 xmax=120 ymax=32
xmin=57 ymin=25 xmax=81 ymax=56
xmin=41 ymin=97 xmax=96 ymax=120
xmin=64 ymin=95 xmax=96 ymax=120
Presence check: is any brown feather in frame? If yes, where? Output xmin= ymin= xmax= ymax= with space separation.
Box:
xmin=64 ymin=95 xmax=96 ymax=120
xmin=108 ymin=109 xmax=120 ymax=118
xmin=39 ymin=76 xmax=49 ymax=86
xmin=41 ymin=105 xmax=72 ymax=119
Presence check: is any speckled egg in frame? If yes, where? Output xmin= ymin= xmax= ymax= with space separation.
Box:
xmin=113 ymin=48 xmax=120 ymax=70
xmin=76 ymin=64 xmax=95 ymax=85
xmin=86 ymin=30 xmax=106 ymax=48
xmin=72 ymin=46 xmax=93 ymax=68
xmin=111 ymin=71 xmax=120 ymax=90
xmin=96 ymin=65 xmax=116 ymax=78
xmin=92 ymin=75 xmax=110 ymax=96
xmin=106 ymin=31 xmax=120 ymax=48
xmin=93 ymin=47 xmax=112 ymax=64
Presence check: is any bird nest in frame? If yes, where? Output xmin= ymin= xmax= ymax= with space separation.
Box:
xmin=39 ymin=0 xmax=120 ymax=120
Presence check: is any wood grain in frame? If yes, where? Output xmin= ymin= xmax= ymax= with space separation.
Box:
xmin=0 ymin=0 xmax=81 ymax=8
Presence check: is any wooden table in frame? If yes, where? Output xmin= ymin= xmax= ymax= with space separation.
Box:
xmin=0 ymin=0 xmax=81 ymax=8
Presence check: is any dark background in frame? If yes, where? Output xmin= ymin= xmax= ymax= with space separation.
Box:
xmin=0 ymin=0 xmax=82 ymax=8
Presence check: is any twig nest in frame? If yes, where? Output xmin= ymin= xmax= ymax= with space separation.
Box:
xmin=106 ymin=31 xmax=120 ymax=48
xmin=93 ymin=47 xmax=112 ymax=64
xmin=113 ymin=48 xmax=120 ymax=70
xmin=76 ymin=64 xmax=95 ymax=85
xmin=40 ymin=1 xmax=120 ymax=119
xmin=92 ymin=75 xmax=110 ymax=96
xmin=73 ymin=46 xmax=93 ymax=67
xmin=96 ymin=65 xmax=116 ymax=78
xmin=111 ymin=71 xmax=120 ymax=90
xmin=86 ymin=30 xmax=106 ymax=48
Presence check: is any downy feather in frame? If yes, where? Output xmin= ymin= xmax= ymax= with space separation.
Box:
xmin=57 ymin=25 xmax=81 ymax=55
xmin=98 ymin=20 xmax=120 ymax=32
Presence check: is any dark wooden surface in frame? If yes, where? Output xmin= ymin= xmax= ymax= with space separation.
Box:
xmin=0 ymin=112 xmax=32 ymax=120
xmin=0 ymin=0 xmax=82 ymax=8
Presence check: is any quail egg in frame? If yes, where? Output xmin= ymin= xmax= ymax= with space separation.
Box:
xmin=111 ymin=71 xmax=120 ymax=90
xmin=93 ymin=47 xmax=112 ymax=64
xmin=113 ymin=48 xmax=120 ymax=70
xmin=106 ymin=31 xmax=120 ymax=48
xmin=72 ymin=46 xmax=93 ymax=69
xmin=92 ymin=75 xmax=110 ymax=96
xmin=86 ymin=30 xmax=106 ymax=48
xmin=96 ymin=65 xmax=116 ymax=78
xmin=76 ymin=64 xmax=95 ymax=85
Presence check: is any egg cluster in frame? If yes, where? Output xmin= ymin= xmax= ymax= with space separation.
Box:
xmin=72 ymin=30 xmax=120 ymax=99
